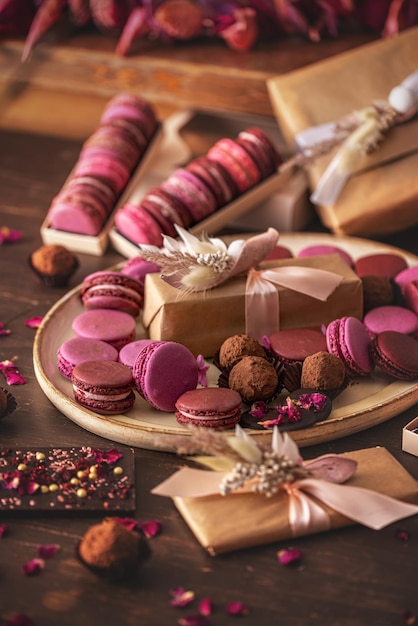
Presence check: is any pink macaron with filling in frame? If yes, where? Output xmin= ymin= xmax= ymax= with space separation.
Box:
xmin=326 ymin=316 xmax=373 ymax=377
xmin=71 ymin=360 xmax=135 ymax=415
xmin=57 ymin=337 xmax=119 ymax=380
xmin=363 ymin=305 xmax=418 ymax=338
xmin=133 ymin=340 xmax=201 ymax=412
xmin=175 ymin=387 xmax=242 ymax=430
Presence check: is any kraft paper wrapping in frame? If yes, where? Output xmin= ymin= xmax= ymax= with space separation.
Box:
xmin=172 ymin=447 xmax=418 ymax=555
xmin=142 ymin=254 xmax=362 ymax=357
xmin=267 ymin=27 xmax=418 ymax=237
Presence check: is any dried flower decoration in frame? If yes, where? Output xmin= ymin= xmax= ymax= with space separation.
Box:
xmin=0 ymin=359 xmax=26 ymax=385
xmin=21 ymin=557 xmax=45 ymax=576
xmin=277 ymin=546 xmax=302 ymax=566
xmin=0 ymin=322 xmax=11 ymax=336
xmin=0 ymin=226 xmax=22 ymax=245
xmin=137 ymin=225 xmax=279 ymax=293
xmin=25 ymin=316 xmax=43 ymax=329
xmin=170 ymin=587 xmax=195 ymax=608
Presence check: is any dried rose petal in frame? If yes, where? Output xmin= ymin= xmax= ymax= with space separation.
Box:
xmin=298 ymin=392 xmax=327 ymax=412
xmin=226 ymin=601 xmax=249 ymax=616
xmin=37 ymin=543 xmax=60 ymax=558
xmin=198 ymin=597 xmax=213 ymax=616
xmin=170 ymin=587 xmax=195 ymax=608
xmin=178 ymin=615 xmax=211 ymax=626
xmin=396 ymin=528 xmax=410 ymax=541
xmin=249 ymin=400 xmax=269 ymax=418
xmin=0 ymin=322 xmax=11 ymax=336
xmin=93 ymin=447 xmax=123 ymax=465
xmin=5 ymin=614 xmax=36 ymax=626
xmin=115 ymin=517 xmax=140 ymax=532
xmin=277 ymin=546 xmax=302 ymax=566
xmin=139 ymin=519 xmax=162 ymax=538
xmin=196 ymin=355 xmax=210 ymax=387
xmin=0 ymin=360 xmax=26 ymax=385
xmin=25 ymin=317 xmax=43 ymax=329
xmin=0 ymin=524 xmax=9 ymax=537
xmin=21 ymin=557 xmax=45 ymax=576
xmin=218 ymin=8 xmax=259 ymax=52
xmin=0 ymin=226 xmax=22 ymax=244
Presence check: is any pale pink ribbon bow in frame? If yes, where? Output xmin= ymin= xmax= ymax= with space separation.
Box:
xmin=245 ymin=265 xmax=343 ymax=341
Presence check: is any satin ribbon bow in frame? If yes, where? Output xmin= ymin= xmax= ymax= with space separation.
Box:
xmin=245 ymin=265 xmax=343 ymax=341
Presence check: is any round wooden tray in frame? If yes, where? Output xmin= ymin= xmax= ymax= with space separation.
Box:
xmin=33 ymin=232 xmax=418 ymax=451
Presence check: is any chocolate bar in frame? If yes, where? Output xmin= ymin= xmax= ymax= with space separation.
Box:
xmin=0 ymin=446 xmax=135 ymax=514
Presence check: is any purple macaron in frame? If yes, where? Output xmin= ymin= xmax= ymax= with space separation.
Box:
xmin=57 ymin=337 xmax=119 ymax=379
xmin=133 ymin=340 xmax=200 ymax=412
xmin=72 ymin=309 xmax=136 ymax=351
xmin=81 ymin=271 xmax=144 ymax=317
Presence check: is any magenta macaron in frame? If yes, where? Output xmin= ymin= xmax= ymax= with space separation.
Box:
xmin=133 ymin=340 xmax=201 ymax=412
xmin=71 ymin=360 xmax=135 ymax=415
xmin=326 ymin=316 xmax=374 ymax=377
xmin=72 ymin=309 xmax=136 ymax=351
xmin=81 ymin=270 xmax=144 ymax=317
xmin=57 ymin=337 xmax=119 ymax=380
xmin=175 ymin=387 xmax=242 ymax=430
xmin=363 ymin=305 xmax=418 ymax=338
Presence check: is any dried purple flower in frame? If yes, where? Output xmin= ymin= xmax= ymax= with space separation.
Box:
xmin=0 ymin=322 xmax=11 ymax=336
xmin=196 ymin=355 xmax=210 ymax=387
xmin=297 ymin=392 xmax=327 ymax=412
xmin=198 ymin=597 xmax=213 ymax=616
xmin=249 ymin=400 xmax=269 ymax=418
xmin=396 ymin=528 xmax=410 ymax=542
xmin=277 ymin=397 xmax=302 ymax=422
xmin=226 ymin=601 xmax=249 ymax=616
xmin=277 ymin=546 xmax=303 ymax=566
xmin=93 ymin=447 xmax=123 ymax=465
xmin=139 ymin=519 xmax=162 ymax=538
xmin=21 ymin=557 xmax=45 ymax=576
xmin=0 ymin=523 xmax=9 ymax=537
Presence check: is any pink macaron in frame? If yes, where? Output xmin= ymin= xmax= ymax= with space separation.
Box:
xmin=297 ymin=245 xmax=354 ymax=268
xmin=371 ymin=331 xmax=418 ymax=380
xmin=175 ymin=387 xmax=242 ymax=430
xmin=114 ymin=203 xmax=165 ymax=246
xmin=326 ymin=316 xmax=374 ymax=377
xmin=57 ymin=337 xmax=119 ymax=380
xmin=133 ymin=340 xmax=201 ymax=412
xmin=72 ymin=309 xmax=136 ymax=351
xmin=354 ymin=253 xmax=408 ymax=278
xmin=71 ymin=360 xmax=135 ymax=415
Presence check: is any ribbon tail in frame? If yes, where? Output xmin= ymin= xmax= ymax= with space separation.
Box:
xmin=245 ymin=270 xmax=279 ymax=341
xmin=287 ymin=487 xmax=331 ymax=537
xmin=299 ymin=478 xmax=418 ymax=530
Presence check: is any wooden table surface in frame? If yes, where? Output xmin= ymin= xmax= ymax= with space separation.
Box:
xmin=1 ymin=35 xmax=418 ymax=626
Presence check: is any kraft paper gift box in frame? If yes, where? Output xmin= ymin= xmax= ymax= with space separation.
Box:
xmin=267 ymin=27 xmax=418 ymax=237
xmin=153 ymin=447 xmax=418 ymax=556
xmin=142 ymin=254 xmax=363 ymax=357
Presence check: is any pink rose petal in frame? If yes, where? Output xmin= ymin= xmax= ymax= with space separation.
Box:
xmin=0 ymin=360 xmax=26 ymax=385
xmin=139 ymin=519 xmax=162 ymax=538
xmin=93 ymin=447 xmax=123 ymax=465
xmin=226 ymin=601 xmax=249 ymax=616
xmin=37 ymin=543 xmax=60 ymax=559
xmin=170 ymin=587 xmax=195 ymax=608
xmin=0 ymin=524 xmax=9 ymax=537
xmin=0 ymin=226 xmax=22 ymax=244
xmin=21 ymin=558 xmax=45 ymax=576
xmin=198 ymin=597 xmax=213 ymax=616
xmin=396 ymin=528 xmax=410 ymax=542
xmin=115 ymin=517 xmax=140 ymax=532
xmin=25 ymin=317 xmax=43 ymax=329
xmin=0 ymin=321 xmax=11 ymax=336
xmin=277 ymin=546 xmax=302 ymax=566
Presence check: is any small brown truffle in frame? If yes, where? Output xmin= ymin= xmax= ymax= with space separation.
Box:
xmin=30 ymin=244 xmax=78 ymax=287
xmin=78 ymin=517 xmax=150 ymax=581
xmin=228 ymin=355 xmax=278 ymax=404
xmin=219 ymin=334 xmax=266 ymax=369
xmin=301 ymin=351 xmax=346 ymax=395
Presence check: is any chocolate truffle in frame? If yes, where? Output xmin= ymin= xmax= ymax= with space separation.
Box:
xmin=361 ymin=275 xmax=395 ymax=312
xmin=301 ymin=351 xmax=346 ymax=397
xmin=30 ymin=244 xmax=78 ymax=287
xmin=219 ymin=334 xmax=266 ymax=369
xmin=228 ymin=355 xmax=278 ymax=404
xmin=78 ymin=517 xmax=150 ymax=581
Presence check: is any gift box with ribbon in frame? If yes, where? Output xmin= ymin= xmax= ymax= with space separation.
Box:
xmin=141 ymin=228 xmax=362 ymax=357
xmin=152 ymin=427 xmax=418 ymax=556
xmin=267 ymin=27 xmax=418 ymax=237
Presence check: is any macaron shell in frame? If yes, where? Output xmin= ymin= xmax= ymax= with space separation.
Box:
xmin=338 ymin=317 xmax=374 ymax=376
xmin=297 ymin=245 xmax=353 ymax=267
xmin=371 ymin=331 xmax=418 ymax=380
xmin=133 ymin=341 xmax=199 ymax=412
xmin=175 ymin=387 xmax=242 ymax=430
xmin=269 ymin=328 xmax=327 ymax=363
xmin=354 ymin=253 xmax=408 ymax=278
xmin=363 ymin=305 xmax=418 ymax=337
xmin=72 ymin=309 xmax=136 ymax=351
xmin=57 ymin=337 xmax=119 ymax=379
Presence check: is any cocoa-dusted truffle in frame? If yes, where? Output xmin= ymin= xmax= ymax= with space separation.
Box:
xmin=219 ymin=334 xmax=266 ymax=369
xmin=30 ymin=244 xmax=78 ymax=287
xmin=228 ymin=355 xmax=278 ymax=404
xmin=78 ymin=517 xmax=150 ymax=581
xmin=301 ymin=351 xmax=346 ymax=397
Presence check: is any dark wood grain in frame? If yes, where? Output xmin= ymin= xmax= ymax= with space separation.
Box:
xmin=1 ymin=122 xmax=418 ymax=626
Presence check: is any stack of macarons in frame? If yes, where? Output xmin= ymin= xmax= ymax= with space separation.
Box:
xmin=114 ymin=126 xmax=282 ymax=246
xmin=47 ymin=93 xmax=158 ymax=236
